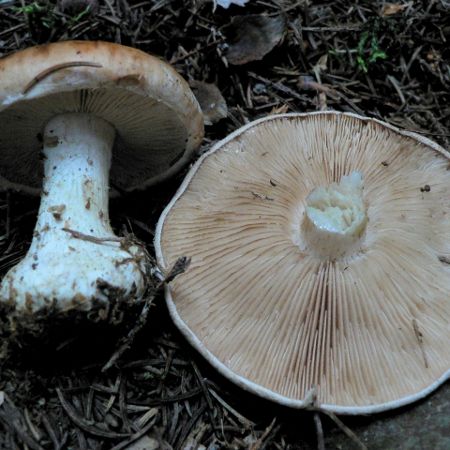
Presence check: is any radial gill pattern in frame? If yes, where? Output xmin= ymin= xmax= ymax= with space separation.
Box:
xmin=157 ymin=112 xmax=450 ymax=412
xmin=0 ymin=88 xmax=187 ymax=190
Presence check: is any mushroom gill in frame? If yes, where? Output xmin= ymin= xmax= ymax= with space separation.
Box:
xmin=156 ymin=112 xmax=450 ymax=413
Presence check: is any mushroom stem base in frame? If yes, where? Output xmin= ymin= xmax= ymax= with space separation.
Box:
xmin=302 ymin=172 xmax=367 ymax=259
xmin=0 ymin=113 xmax=149 ymax=312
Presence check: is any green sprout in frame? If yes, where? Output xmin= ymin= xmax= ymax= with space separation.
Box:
xmin=13 ymin=1 xmax=56 ymax=29
xmin=13 ymin=1 xmax=44 ymax=14
xmin=68 ymin=6 xmax=91 ymax=25
xmin=356 ymin=28 xmax=387 ymax=72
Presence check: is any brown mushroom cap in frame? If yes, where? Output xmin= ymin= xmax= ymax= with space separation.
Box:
xmin=0 ymin=41 xmax=204 ymax=193
xmin=155 ymin=112 xmax=450 ymax=414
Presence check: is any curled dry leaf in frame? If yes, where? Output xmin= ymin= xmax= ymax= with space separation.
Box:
xmin=381 ymin=2 xmax=411 ymax=16
xmin=225 ymin=14 xmax=286 ymax=65
xmin=190 ymin=80 xmax=228 ymax=125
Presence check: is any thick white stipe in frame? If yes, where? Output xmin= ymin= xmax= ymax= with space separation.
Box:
xmin=0 ymin=113 xmax=147 ymax=310
xmin=303 ymin=172 xmax=367 ymax=259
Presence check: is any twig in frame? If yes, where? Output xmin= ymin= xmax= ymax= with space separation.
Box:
xmin=302 ymin=26 xmax=362 ymax=32
xmin=191 ymin=361 xmax=218 ymax=436
xmin=175 ymin=402 xmax=208 ymax=449
xmin=321 ymin=411 xmax=367 ymax=450
xmin=248 ymin=72 xmax=312 ymax=103
xmin=40 ymin=413 xmax=61 ymax=450
xmin=109 ymin=409 xmax=158 ymax=450
xmin=102 ymin=256 xmax=191 ymax=371
xmin=24 ymin=408 xmax=42 ymax=444
xmin=250 ymin=418 xmax=277 ymax=450
xmin=62 ymin=228 xmax=122 ymax=244
xmin=127 ymin=386 xmax=203 ymax=407
xmin=56 ymin=388 xmax=129 ymax=439
xmin=305 ymin=387 xmax=366 ymax=450
xmin=314 ymin=412 xmax=325 ymax=450
xmin=208 ymin=387 xmax=254 ymax=429
xmin=0 ymin=395 xmax=45 ymax=450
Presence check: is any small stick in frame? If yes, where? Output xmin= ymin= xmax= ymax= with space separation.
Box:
xmin=309 ymin=387 xmax=325 ymax=450
xmin=63 ymin=228 xmax=122 ymax=244
xmin=56 ymin=388 xmax=129 ymax=439
xmin=40 ymin=413 xmax=61 ymax=450
xmin=250 ymin=418 xmax=277 ymax=450
xmin=305 ymin=387 xmax=367 ymax=450
xmin=191 ymin=361 xmax=218 ymax=436
xmin=314 ymin=412 xmax=325 ymax=450
xmin=102 ymin=256 xmax=191 ymax=371
xmin=321 ymin=410 xmax=368 ymax=450
xmin=208 ymin=387 xmax=254 ymax=429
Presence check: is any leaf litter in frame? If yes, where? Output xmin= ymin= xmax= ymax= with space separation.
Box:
xmin=0 ymin=0 xmax=449 ymax=449
xmin=190 ymin=80 xmax=228 ymax=125
xmin=224 ymin=14 xmax=286 ymax=65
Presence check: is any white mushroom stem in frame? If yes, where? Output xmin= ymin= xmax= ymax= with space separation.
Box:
xmin=302 ymin=172 xmax=367 ymax=259
xmin=0 ymin=113 xmax=147 ymax=311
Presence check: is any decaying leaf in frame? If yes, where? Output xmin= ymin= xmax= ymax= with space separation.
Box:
xmin=190 ymin=80 xmax=228 ymax=125
xmin=214 ymin=0 xmax=249 ymax=8
xmin=225 ymin=14 xmax=286 ymax=65
xmin=313 ymin=54 xmax=328 ymax=73
xmin=381 ymin=2 xmax=411 ymax=16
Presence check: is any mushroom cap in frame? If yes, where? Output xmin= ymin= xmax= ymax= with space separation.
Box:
xmin=155 ymin=112 xmax=450 ymax=414
xmin=0 ymin=41 xmax=204 ymax=193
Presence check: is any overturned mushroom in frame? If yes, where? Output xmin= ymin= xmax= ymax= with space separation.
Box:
xmin=0 ymin=41 xmax=203 ymax=320
xmin=156 ymin=112 xmax=450 ymax=414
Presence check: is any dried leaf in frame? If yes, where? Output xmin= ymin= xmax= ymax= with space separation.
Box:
xmin=190 ymin=81 xmax=228 ymax=125
xmin=270 ymin=104 xmax=289 ymax=115
xmin=381 ymin=2 xmax=411 ymax=16
xmin=313 ymin=54 xmax=328 ymax=73
xmin=214 ymin=0 xmax=249 ymax=8
xmin=225 ymin=14 xmax=286 ymax=65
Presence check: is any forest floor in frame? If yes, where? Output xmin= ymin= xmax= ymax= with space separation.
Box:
xmin=0 ymin=0 xmax=449 ymax=448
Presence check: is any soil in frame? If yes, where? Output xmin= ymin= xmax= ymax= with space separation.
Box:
xmin=0 ymin=0 xmax=449 ymax=448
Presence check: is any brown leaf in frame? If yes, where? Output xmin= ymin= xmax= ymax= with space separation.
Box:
xmin=225 ymin=14 xmax=286 ymax=65
xmin=381 ymin=2 xmax=411 ymax=16
xmin=190 ymin=81 xmax=228 ymax=125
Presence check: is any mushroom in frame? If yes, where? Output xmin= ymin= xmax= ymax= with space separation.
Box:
xmin=0 ymin=41 xmax=203 ymax=320
xmin=155 ymin=112 xmax=450 ymax=414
